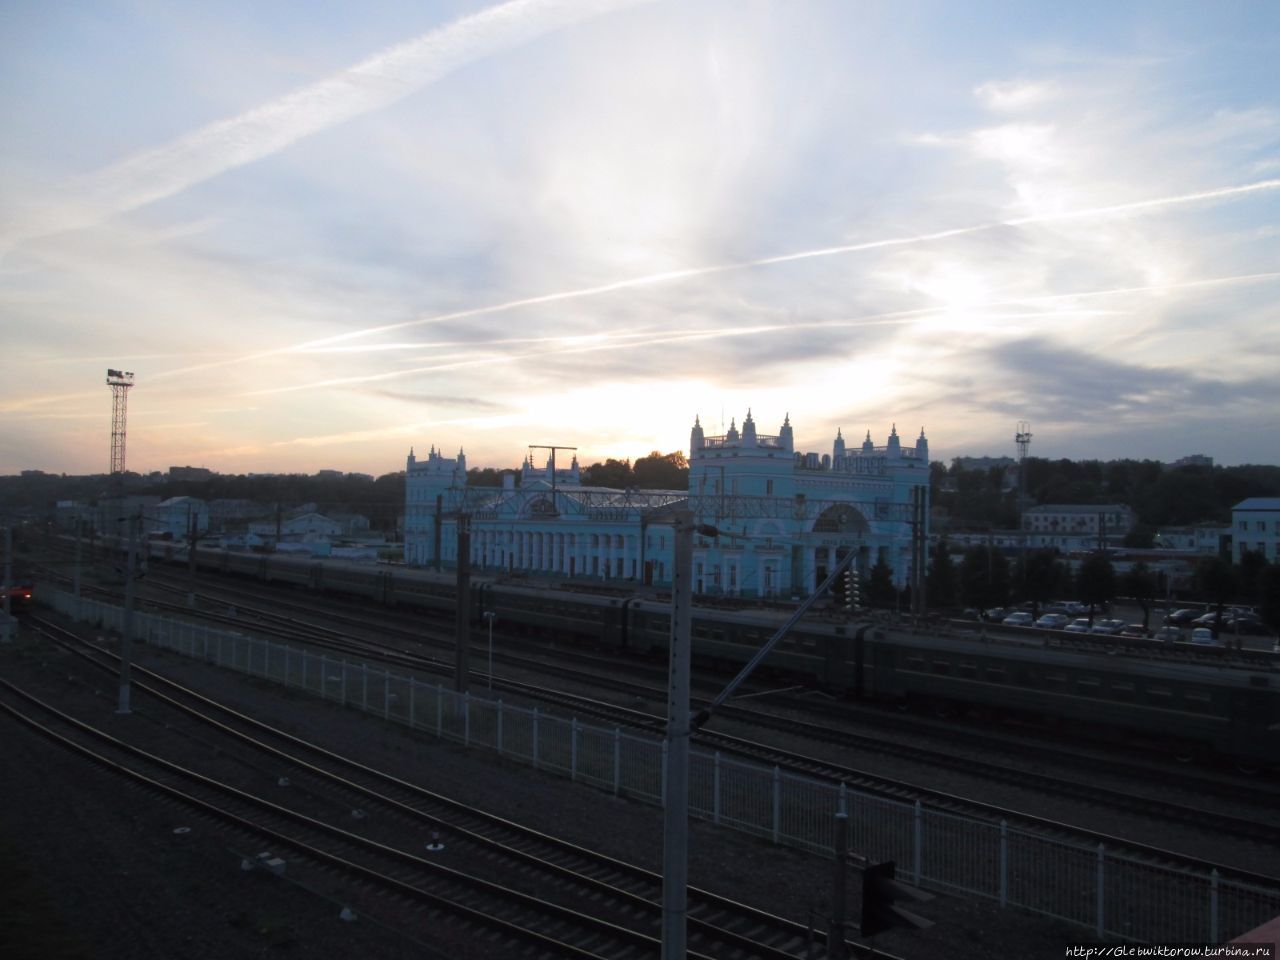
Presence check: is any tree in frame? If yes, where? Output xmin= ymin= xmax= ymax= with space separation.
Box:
xmin=867 ymin=557 xmax=897 ymax=609
xmin=582 ymin=458 xmax=633 ymax=488
xmin=1120 ymin=561 xmax=1157 ymax=630
xmin=958 ymin=544 xmax=1009 ymax=612
xmin=1014 ymin=549 xmax=1064 ymax=616
xmin=632 ymin=451 xmax=689 ymax=490
xmin=1077 ymin=553 xmax=1116 ymax=615
xmin=1195 ymin=556 xmax=1237 ymax=645
xmin=926 ymin=539 xmax=956 ymax=610
xmin=1260 ymin=564 xmax=1280 ymax=637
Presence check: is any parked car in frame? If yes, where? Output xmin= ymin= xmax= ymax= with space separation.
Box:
xmin=1190 ymin=627 xmax=1222 ymax=646
xmin=1152 ymin=625 xmax=1182 ymax=643
xmin=1034 ymin=613 xmax=1070 ymax=630
xmin=1090 ymin=618 xmax=1126 ymax=635
xmin=1060 ymin=601 xmax=1088 ymax=615
xmin=1164 ymin=609 xmax=1200 ymax=625
xmin=1063 ymin=618 xmax=1093 ymax=633
xmin=1001 ymin=611 xmax=1034 ymax=627
xmin=983 ymin=607 xmax=1008 ymax=622
xmin=1118 ymin=624 xmax=1149 ymax=638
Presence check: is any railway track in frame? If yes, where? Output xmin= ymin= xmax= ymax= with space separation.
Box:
xmin=81 ymin=577 xmax=1280 ymax=825
xmin=31 ymin=598 xmax=1280 ymax=890
xmin=22 ymin=620 xmax=878 ymax=960
xmin=129 ymin=571 xmax=1280 ymax=797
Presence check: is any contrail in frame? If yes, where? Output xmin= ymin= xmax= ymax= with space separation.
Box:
xmin=0 ymin=0 xmax=653 ymax=249
xmin=149 ymin=177 xmax=1280 ymax=383
xmin=242 ymin=269 xmax=1280 ymax=396
xmin=160 ymin=175 xmax=1280 ymax=379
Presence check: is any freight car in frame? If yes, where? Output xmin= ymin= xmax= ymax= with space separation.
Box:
xmin=139 ymin=542 xmax=1279 ymax=768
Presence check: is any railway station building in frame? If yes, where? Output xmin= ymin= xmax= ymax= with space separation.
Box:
xmin=403 ymin=412 xmax=930 ymax=599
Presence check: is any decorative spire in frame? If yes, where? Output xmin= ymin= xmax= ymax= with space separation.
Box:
xmin=837 ymin=428 xmax=843 ymax=439
xmin=784 ymin=412 xmax=790 ymax=426
xmin=891 ymin=423 xmax=898 ymax=437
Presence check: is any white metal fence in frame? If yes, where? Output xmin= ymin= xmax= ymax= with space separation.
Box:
xmin=46 ymin=588 xmax=1280 ymax=942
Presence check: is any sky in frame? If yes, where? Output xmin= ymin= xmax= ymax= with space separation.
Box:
xmin=1 ymin=0 xmax=1278 ymax=478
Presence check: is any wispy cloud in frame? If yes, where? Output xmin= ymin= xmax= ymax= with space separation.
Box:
xmin=0 ymin=0 xmax=653 ymax=250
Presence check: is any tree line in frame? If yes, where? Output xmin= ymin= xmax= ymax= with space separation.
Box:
xmin=931 ymin=458 xmax=1280 ymax=539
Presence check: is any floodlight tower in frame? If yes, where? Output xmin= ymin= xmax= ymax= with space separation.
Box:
xmin=107 ymin=369 xmax=135 ymax=474
xmin=1015 ymin=420 xmax=1032 ymax=533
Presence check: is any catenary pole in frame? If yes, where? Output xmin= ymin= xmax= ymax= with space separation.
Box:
xmin=116 ymin=510 xmax=139 ymax=714
xmin=661 ymin=509 xmax=694 ymax=959
xmin=2 ymin=526 xmax=12 ymax=643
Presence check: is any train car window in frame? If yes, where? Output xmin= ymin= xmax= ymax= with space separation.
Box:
xmin=906 ymin=654 xmax=926 ymax=670
xmin=1075 ymin=678 xmax=1101 ymax=694
xmin=957 ymin=663 xmax=978 ymax=679
xmin=931 ymin=659 xmax=950 ymax=674
xmin=711 ymin=629 xmax=724 ymax=642
xmin=1043 ymin=672 xmax=1067 ymax=687
xmin=1111 ymin=680 xmax=1135 ymax=694
xmin=1184 ymin=690 xmax=1213 ymax=710
xmin=984 ymin=667 xmax=1007 ymax=682
xmin=1147 ymin=686 xmax=1172 ymax=701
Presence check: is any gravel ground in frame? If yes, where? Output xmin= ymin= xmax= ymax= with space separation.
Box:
xmin=2 ymin=615 xmax=1102 ymax=960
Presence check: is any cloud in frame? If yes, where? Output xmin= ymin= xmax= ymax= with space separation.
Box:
xmin=0 ymin=0 xmax=654 ymax=251
xmin=974 ymin=79 xmax=1056 ymax=112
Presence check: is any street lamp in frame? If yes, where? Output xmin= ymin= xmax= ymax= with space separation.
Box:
xmin=483 ymin=611 xmax=497 ymax=692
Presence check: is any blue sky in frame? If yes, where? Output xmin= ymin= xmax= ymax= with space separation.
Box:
xmin=2 ymin=0 xmax=1277 ymax=476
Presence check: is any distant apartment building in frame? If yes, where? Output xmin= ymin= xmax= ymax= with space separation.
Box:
xmin=168 ymin=465 xmax=215 ymax=481
xmin=1172 ymin=454 xmax=1213 ymax=468
xmin=1020 ymin=504 xmax=1135 ymax=550
xmin=1154 ymin=523 xmax=1229 ymax=555
xmin=148 ymin=497 xmax=209 ymax=538
xmin=1231 ymin=498 xmax=1280 ymax=563
xmin=249 ymin=511 xmax=343 ymax=542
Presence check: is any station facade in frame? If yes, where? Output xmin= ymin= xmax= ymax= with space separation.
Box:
xmin=403 ymin=411 xmax=930 ymax=598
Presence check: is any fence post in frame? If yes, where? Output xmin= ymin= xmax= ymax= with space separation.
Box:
xmin=913 ymin=800 xmax=923 ymax=883
xmin=1000 ymin=820 xmax=1008 ymax=908
xmin=1096 ymin=843 xmax=1105 ymax=939
xmin=464 ymin=692 xmax=470 ymax=747
xmin=497 ymin=701 xmax=504 ymax=755
xmin=713 ymin=751 xmax=722 ymax=825
xmin=320 ymin=655 xmax=329 ymax=699
xmin=532 ymin=707 xmax=540 ymax=769
xmin=612 ymin=727 xmax=621 ymax=796
xmin=570 ymin=718 xmax=578 ymax=782
xmin=341 ymin=662 xmax=348 ymax=705
xmin=1209 ymin=869 xmax=1219 ymax=943
xmin=772 ymin=766 xmax=781 ymax=844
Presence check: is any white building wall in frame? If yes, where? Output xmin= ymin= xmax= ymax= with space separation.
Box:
xmin=403 ymin=413 xmax=930 ymax=598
